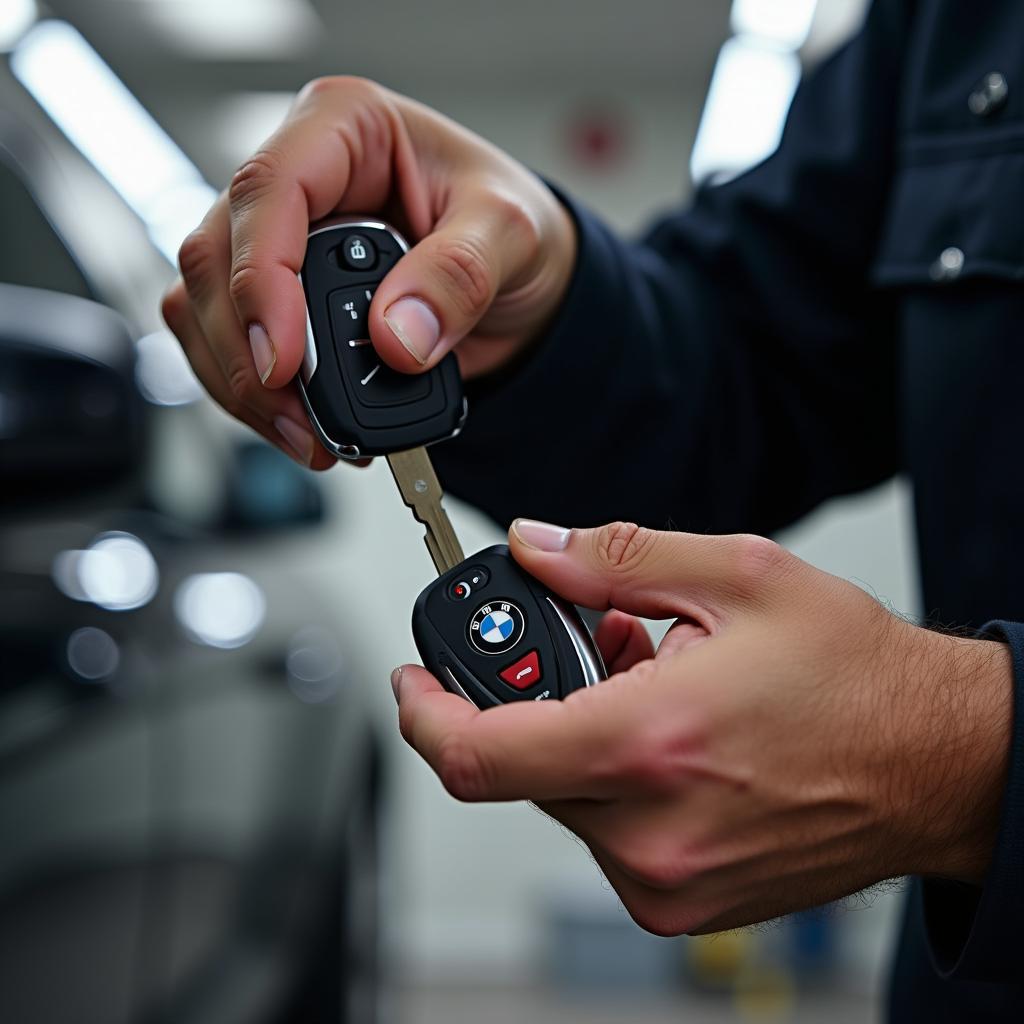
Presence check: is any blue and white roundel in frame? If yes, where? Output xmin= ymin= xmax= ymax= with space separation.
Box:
xmin=468 ymin=600 xmax=525 ymax=655
xmin=480 ymin=610 xmax=514 ymax=644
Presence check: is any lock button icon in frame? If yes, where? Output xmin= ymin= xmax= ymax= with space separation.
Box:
xmin=341 ymin=233 xmax=376 ymax=270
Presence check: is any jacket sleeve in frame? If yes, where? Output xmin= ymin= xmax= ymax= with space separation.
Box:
xmin=433 ymin=0 xmax=912 ymax=535
xmin=919 ymin=621 xmax=1024 ymax=984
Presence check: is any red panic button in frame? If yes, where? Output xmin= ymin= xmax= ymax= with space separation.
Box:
xmin=498 ymin=649 xmax=542 ymax=690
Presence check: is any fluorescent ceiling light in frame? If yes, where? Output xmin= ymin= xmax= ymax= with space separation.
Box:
xmin=137 ymin=0 xmax=320 ymax=58
xmin=690 ymin=37 xmax=802 ymax=186
xmin=731 ymin=0 xmax=818 ymax=50
xmin=11 ymin=20 xmax=217 ymax=263
xmin=0 ymin=0 xmax=36 ymax=51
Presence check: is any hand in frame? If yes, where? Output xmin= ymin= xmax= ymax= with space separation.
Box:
xmin=394 ymin=521 xmax=1013 ymax=936
xmin=161 ymin=77 xmax=576 ymax=467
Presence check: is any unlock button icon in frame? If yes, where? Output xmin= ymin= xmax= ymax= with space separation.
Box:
xmin=341 ymin=233 xmax=375 ymax=270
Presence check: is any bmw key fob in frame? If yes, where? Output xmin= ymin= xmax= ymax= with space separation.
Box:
xmin=299 ymin=218 xmax=466 ymax=459
xmin=412 ymin=545 xmax=607 ymax=708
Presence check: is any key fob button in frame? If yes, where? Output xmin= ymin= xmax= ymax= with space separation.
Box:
xmin=498 ymin=649 xmax=541 ymax=690
xmin=329 ymin=288 xmax=432 ymax=407
xmin=339 ymin=233 xmax=376 ymax=270
xmin=300 ymin=218 xmax=465 ymax=456
xmin=447 ymin=566 xmax=490 ymax=601
xmin=467 ymin=599 xmax=525 ymax=655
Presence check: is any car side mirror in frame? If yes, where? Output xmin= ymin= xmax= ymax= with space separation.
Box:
xmin=0 ymin=283 xmax=144 ymax=505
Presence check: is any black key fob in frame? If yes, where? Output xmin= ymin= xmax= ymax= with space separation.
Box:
xmin=412 ymin=545 xmax=607 ymax=708
xmin=299 ymin=218 xmax=466 ymax=458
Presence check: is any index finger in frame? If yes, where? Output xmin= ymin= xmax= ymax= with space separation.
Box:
xmin=224 ymin=80 xmax=425 ymax=387
xmin=395 ymin=664 xmax=636 ymax=803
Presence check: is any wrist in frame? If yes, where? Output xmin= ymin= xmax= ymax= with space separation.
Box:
xmin=903 ymin=629 xmax=1013 ymax=883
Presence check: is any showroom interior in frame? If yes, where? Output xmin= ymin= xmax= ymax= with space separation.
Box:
xmin=0 ymin=2 xmax=913 ymax=1022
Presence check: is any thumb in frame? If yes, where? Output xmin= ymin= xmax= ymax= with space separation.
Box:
xmin=508 ymin=519 xmax=789 ymax=621
xmin=367 ymin=196 xmax=535 ymax=373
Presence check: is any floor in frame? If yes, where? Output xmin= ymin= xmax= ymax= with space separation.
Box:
xmin=394 ymin=985 xmax=878 ymax=1024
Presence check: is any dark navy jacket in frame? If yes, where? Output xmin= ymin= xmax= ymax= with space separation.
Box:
xmin=435 ymin=0 xmax=1024 ymax=1018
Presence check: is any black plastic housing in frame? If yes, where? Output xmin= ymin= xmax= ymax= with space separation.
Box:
xmin=299 ymin=219 xmax=465 ymax=457
xmin=412 ymin=545 xmax=605 ymax=709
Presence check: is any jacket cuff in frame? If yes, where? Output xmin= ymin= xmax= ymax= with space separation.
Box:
xmin=921 ymin=619 xmax=1024 ymax=982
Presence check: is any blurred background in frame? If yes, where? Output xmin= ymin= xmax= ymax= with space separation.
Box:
xmin=0 ymin=1 xmax=912 ymax=1022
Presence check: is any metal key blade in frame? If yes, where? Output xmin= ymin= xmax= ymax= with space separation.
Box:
xmin=386 ymin=446 xmax=465 ymax=575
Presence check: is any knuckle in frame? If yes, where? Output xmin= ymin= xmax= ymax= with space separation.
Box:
xmin=228 ymin=149 xmax=282 ymax=211
xmin=298 ymin=74 xmax=380 ymax=104
xmin=599 ymin=697 xmax=709 ymax=794
xmin=621 ymin=840 xmax=702 ymax=891
xmin=177 ymin=230 xmax=217 ymax=294
xmin=616 ymin=732 xmax=670 ymax=788
xmin=727 ymin=534 xmax=789 ymax=592
xmin=298 ymin=75 xmax=341 ymax=102
xmin=160 ymin=284 xmax=186 ymax=331
xmin=431 ymin=237 xmax=494 ymax=318
xmin=491 ymin=190 xmax=542 ymax=265
xmin=435 ymin=734 xmax=490 ymax=803
xmin=611 ymin=729 xmax=684 ymax=793
xmin=595 ymin=522 xmax=653 ymax=572
xmin=225 ymin=353 xmax=260 ymax=407
xmin=228 ymin=258 xmax=261 ymax=309
xmin=622 ymin=657 xmax=659 ymax=687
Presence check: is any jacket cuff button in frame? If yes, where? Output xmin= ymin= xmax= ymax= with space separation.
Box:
xmin=968 ymin=72 xmax=1009 ymax=117
xmin=930 ymin=247 xmax=965 ymax=282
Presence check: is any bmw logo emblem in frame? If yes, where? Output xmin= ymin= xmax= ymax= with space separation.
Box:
xmin=468 ymin=599 xmax=525 ymax=655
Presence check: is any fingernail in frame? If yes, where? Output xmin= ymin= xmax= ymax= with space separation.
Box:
xmin=384 ymin=298 xmax=440 ymax=365
xmin=390 ymin=666 xmax=404 ymax=704
xmin=274 ymin=415 xmax=315 ymax=466
xmin=512 ymin=518 xmax=571 ymax=552
xmin=249 ymin=323 xmax=277 ymax=384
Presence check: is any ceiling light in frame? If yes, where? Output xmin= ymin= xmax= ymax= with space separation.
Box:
xmin=690 ymin=37 xmax=802 ymax=186
xmin=11 ymin=20 xmax=217 ymax=263
xmin=731 ymin=0 xmax=818 ymax=50
xmin=137 ymin=0 xmax=320 ymax=58
xmin=0 ymin=0 xmax=36 ymax=51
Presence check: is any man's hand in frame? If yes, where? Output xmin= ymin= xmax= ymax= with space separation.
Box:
xmin=394 ymin=521 xmax=1013 ymax=936
xmin=161 ymin=77 xmax=576 ymax=467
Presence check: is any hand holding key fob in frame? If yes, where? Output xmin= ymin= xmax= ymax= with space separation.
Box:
xmin=300 ymin=218 xmax=605 ymax=709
